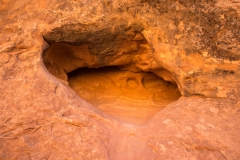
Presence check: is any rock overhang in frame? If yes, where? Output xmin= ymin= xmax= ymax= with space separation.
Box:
xmin=42 ymin=23 xmax=182 ymax=124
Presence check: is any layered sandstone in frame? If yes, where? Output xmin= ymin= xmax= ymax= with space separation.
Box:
xmin=1 ymin=0 xmax=240 ymax=159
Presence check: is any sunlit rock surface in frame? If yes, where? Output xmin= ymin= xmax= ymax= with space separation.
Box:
xmin=1 ymin=0 xmax=240 ymax=159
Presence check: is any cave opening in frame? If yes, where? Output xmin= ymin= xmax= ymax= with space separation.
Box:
xmin=42 ymin=28 xmax=182 ymax=124
xmin=67 ymin=66 xmax=181 ymax=124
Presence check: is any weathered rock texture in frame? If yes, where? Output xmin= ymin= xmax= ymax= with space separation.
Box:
xmin=67 ymin=67 xmax=181 ymax=124
xmin=1 ymin=0 xmax=240 ymax=159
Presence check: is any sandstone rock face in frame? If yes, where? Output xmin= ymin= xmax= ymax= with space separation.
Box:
xmin=68 ymin=67 xmax=181 ymax=124
xmin=1 ymin=0 xmax=240 ymax=159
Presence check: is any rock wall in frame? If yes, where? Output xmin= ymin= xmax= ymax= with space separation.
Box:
xmin=1 ymin=0 xmax=240 ymax=159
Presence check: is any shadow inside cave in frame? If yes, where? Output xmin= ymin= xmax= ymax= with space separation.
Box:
xmin=67 ymin=66 xmax=181 ymax=124
xmin=42 ymin=28 xmax=181 ymax=124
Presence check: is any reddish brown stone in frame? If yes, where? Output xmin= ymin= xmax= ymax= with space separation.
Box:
xmin=0 ymin=0 xmax=240 ymax=159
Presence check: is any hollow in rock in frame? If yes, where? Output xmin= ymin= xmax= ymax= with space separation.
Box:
xmin=67 ymin=67 xmax=181 ymax=124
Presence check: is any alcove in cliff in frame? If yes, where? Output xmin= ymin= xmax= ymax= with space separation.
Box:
xmin=42 ymin=25 xmax=181 ymax=124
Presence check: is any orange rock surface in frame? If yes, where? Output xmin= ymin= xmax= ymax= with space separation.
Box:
xmin=1 ymin=0 xmax=240 ymax=159
xmin=68 ymin=67 xmax=181 ymax=124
